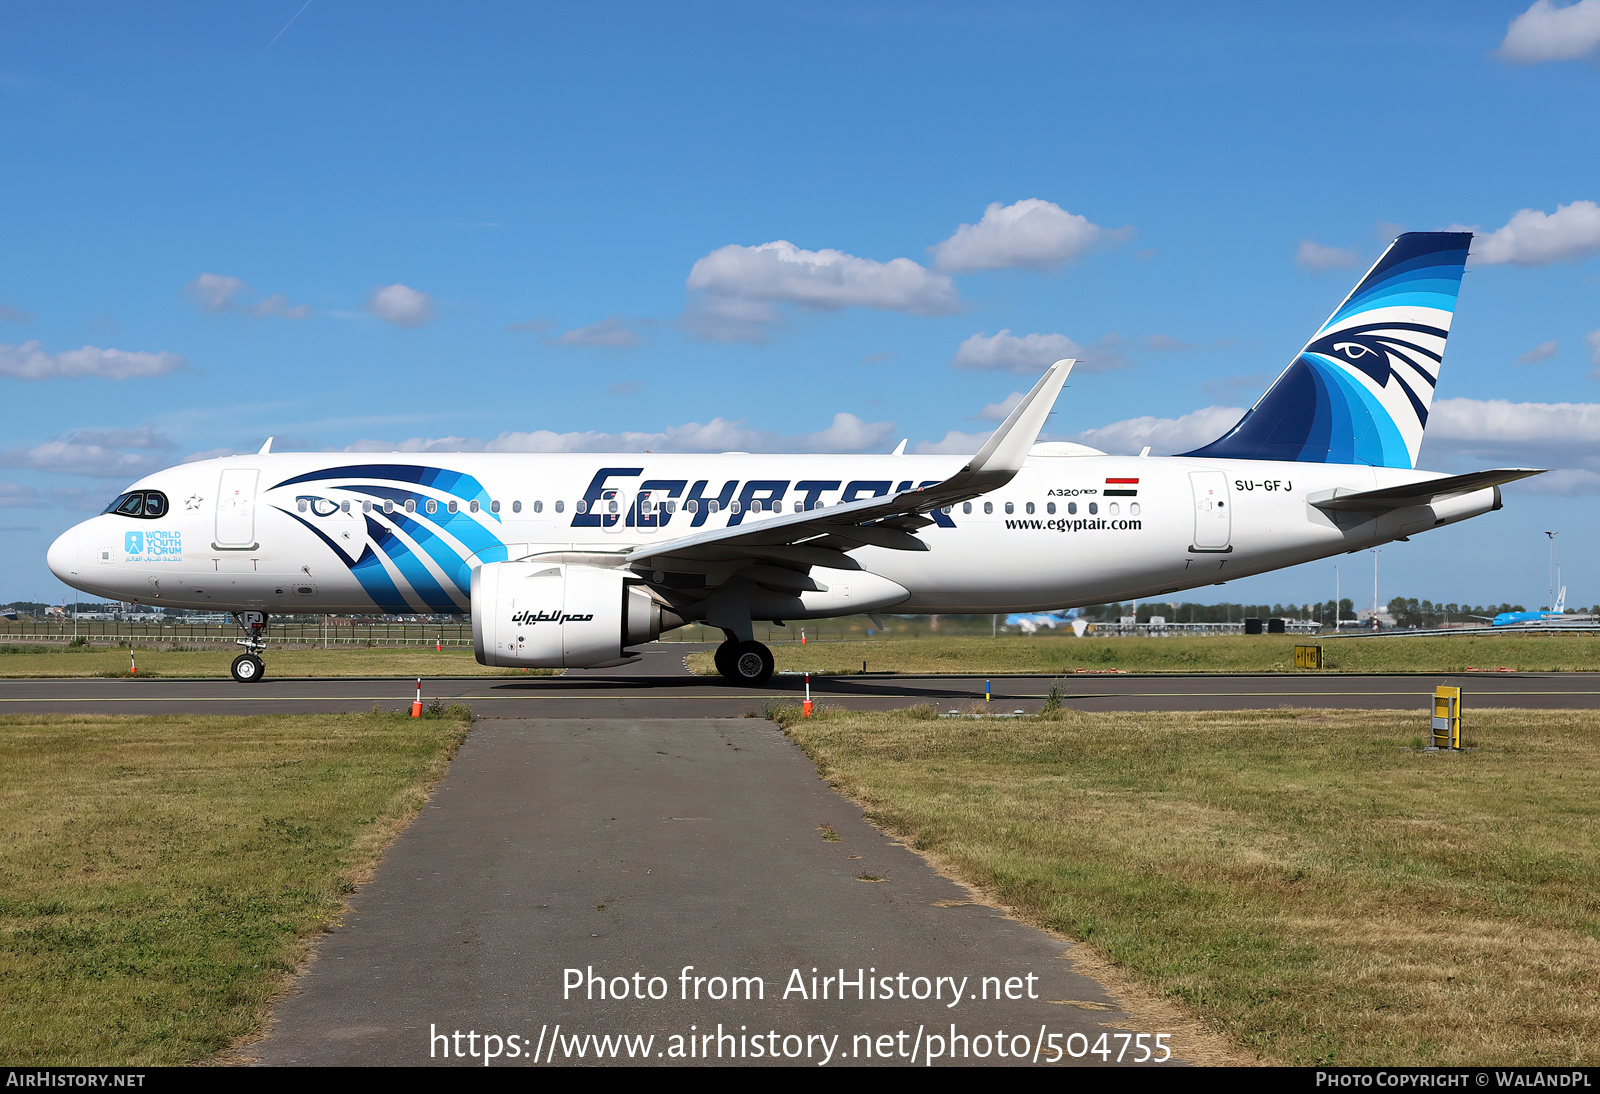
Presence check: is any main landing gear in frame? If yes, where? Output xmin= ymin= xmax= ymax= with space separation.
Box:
xmin=714 ymin=639 xmax=775 ymax=686
xmin=230 ymin=610 xmax=269 ymax=684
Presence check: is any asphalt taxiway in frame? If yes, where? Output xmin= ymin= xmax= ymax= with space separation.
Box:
xmin=248 ymin=717 xmax=1146 ymax=1067
xmin=2 ymin=641 xmax=1597 ymax=718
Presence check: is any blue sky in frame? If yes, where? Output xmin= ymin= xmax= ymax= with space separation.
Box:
xmin=3 ymin=1 xmax=1599 ymax=610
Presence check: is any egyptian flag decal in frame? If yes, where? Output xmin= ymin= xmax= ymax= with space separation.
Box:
xmin=1104 ymin=477 xmax=1139 ymax=497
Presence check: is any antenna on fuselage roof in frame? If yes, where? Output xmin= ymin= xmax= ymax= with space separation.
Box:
xmin=258 ymin=437 xmax=274 ymax=455
xmin=891 ymin=439 xmax=907 ymax=456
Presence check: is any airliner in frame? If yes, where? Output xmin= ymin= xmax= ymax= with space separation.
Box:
xmin=47 ymin=232 xmax=1542 ymax=684
xmin=1491 ymin=587 xmax=1575 ymax=626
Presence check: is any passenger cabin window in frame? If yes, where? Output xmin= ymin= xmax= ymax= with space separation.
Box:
xmin=447 ymin=500 xmax=459 ymax=514
xmin=1068 ymin=502 xmax=1077 ymax=515
xmin=1047 ymin=502 xmax=1056 ymax=515
xmin=383 ymin=500 xmax=394 ymax=514
xmin=983 ymin=501 xmax=993 ymax=515
xmin=1025 ymin=502 xmax=1035 ymax=515
xmin=361 ymin=500 xmax=372 ymax=513
xmin=1004 ymin=502 xmax=1014 ymax=515
xmin=470 ymin=500 xmax=480 ymax=513
xmin=296 ymin=499 xmax=309 ymax=513
xmin=490 ymin=500 xmax=499 ymax=514
xmin=425 ymin=499 xmax=437 ymax=515
xmin=576 ymin=500 xmax=588 ymax=514
xmin=340 ymin=500 xmax=350 ymax=513
xmin=963 ymin=502 xmax=972 ymax=515
xmin=1088 ymin=502 xmax=1098 ymax=515
xmin=511 ymin=500 xmax=521 ymax=513
xmin=405 ymin=500 xmax=416 ymax=513
xmin=555 ymin=501 xmax=564 ymax=513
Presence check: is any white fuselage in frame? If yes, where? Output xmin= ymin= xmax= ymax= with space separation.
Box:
xmin=47 ymin=450 xmax=1498 ymax=618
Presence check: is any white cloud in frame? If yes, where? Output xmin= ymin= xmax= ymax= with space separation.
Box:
xmin=549 ymin=315 xmax=643 ymax=349
xmin=347 ymin=412 xmax=898 ymax=456
xmin=1516 ymin=339 xmax=1559 ymax=364
xmin=0 ymin=482 xmax=46 ymax=508
xmin=0 ymin=482 xmax=100 ymax=510
xmin=684 ymin=240 xmax=957 ymax=342
xmin=367 ymin=283 xmax=436 ymax=327
xmin=60 ymin=427 xmax=175 ymax=450
xmin=951 ymin=330 xmax=1130 ymax=373
xmin=1421 ymin=398 xmax=1600 ymax=486
xmin=184 ymin=272 xmax=310 ymax=319
xmin=0 ymin=439 xmax=171 ymax=479
xmin=973 ymin=392 xmax=1025 ymax=422
xmin=1296 ymin=240 xmax=1359 ymax=273
xmin=1470 ymin=201 xmax=1600 ymax=266
xmin=179 ymin=447 xmax=242 ymax=464
xmin=0 ymin=341 xmax=186 ymax=381
xmin=1063 ymin=405 xmax=1249 ymax=455
xmin=1519 ymin=468 xmax=1600 ymax=495
xmin=912 ymin=429 xmax=991 ymax=456
xmin=930 ymin=199 xmax=1126 ymax=272
xmin=1499 ymin=0 xmax=1600 ymax=63
xmin=0 ymin=303 xmax=32 ymax=323
xmin=1201 ymin=373 xmax=1271 ymax=400
xmin=1144 ymin=334 xmax=1196 ymax=352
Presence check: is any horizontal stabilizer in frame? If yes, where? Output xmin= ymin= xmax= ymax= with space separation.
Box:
xmin=1311 ymin=468 xmax=1544 ymax=512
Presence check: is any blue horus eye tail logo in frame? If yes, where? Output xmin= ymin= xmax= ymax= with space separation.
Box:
xmin=125 ymin=531 xmax=144 ymax=554
xmin=1181 ymin=231 xmax=1471 ymax=469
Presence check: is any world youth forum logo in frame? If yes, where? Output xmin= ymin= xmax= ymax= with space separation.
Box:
xmin=125 ymin=531 xmax=144 ymax=554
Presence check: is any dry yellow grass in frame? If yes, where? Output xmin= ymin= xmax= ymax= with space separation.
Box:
xmin=0 ymin=709 xmax=470 ymax=1065
xmin=0 ymin=644 xmax=554 ymax=678
xmin=689 ymin=634 xmax=1600 ymax=675
xmin=776 ymin=705 xmax=1600 ymax=1065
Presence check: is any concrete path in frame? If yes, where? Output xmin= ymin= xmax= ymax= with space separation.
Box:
xmin=249 ymin=717 xmax=1166 ymax=1068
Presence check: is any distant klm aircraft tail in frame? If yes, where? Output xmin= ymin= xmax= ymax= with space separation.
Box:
xmin=1556 ymin=585 xmax=1566 ymax=614
xmin=1181 ymin=231 xmax=1472 ymax=468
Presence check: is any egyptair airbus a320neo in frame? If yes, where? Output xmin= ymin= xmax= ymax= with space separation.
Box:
xmin=48 ymin=232 xmax=1541 ymax=683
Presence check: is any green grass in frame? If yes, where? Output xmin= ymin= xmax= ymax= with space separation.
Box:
xmin=776 ymin=705 xmax=1600 ymax=1065
xmin=0 ymin=644 xmax=557 ymax=678
xmin=0 ymin=708 xmax=471 ymax=1065
xmin=688 ymin=634 xmax=1600 ymax=676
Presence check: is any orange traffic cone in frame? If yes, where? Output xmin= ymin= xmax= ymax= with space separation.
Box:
xmin=411 ymin=678 xmax=423 ymax=717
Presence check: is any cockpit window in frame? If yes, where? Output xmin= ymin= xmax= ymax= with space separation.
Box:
xmin=105 ymin=490 xmax=170 ymax=519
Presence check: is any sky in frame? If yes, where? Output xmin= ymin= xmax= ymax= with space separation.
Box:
xmin=3 ymin=1 xmax=1599 ymax=611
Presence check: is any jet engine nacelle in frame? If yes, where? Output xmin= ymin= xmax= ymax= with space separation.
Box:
xmin=472 ymin=561 xmax=679 ymax=668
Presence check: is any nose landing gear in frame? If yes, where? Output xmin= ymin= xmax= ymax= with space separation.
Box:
xmin=231 ymin=611 xmax=269 ymax=683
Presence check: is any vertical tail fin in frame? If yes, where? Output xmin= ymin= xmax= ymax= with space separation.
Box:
xmin=1181 ymin=231 xmax=1472 ymax=468
xmin=1556 ymin=586 xmax=1566 ymax=614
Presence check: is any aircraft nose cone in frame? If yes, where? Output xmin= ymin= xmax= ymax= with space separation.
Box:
xmin=47 ymin=525 xmax=80 ymax=582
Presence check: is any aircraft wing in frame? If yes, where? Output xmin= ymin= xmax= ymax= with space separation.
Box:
xmin=626 ymin=359 xmax=1074 ymax=573
xmin=1311 ymin=468 xmax=1544 ymax=512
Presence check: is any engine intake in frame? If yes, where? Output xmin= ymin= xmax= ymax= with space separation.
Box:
xmin=472 ymin=562 xmax=680 ymax=668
